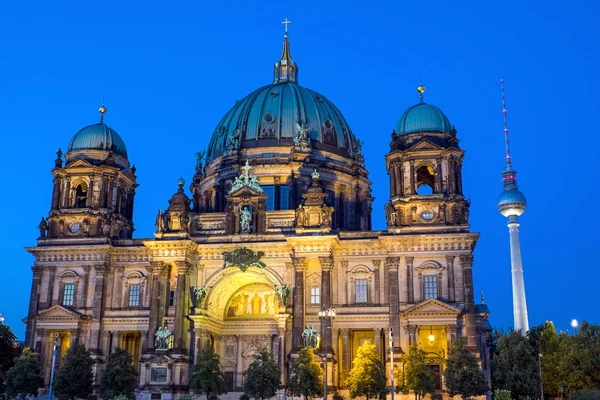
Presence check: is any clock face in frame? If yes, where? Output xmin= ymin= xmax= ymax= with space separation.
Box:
xmin=70 ymin=223 xmax=81 ymax=233
xmin=421 ymin=210 xmax=434 ymax=221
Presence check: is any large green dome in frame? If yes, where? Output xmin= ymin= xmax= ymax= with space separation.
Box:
xmin=68 ymin=122 xmax=128 ymax=158
xmin=206 ymin=81 xmax=360 ymax=162
xmin=395 ymin=102 xmax=453 ymax=135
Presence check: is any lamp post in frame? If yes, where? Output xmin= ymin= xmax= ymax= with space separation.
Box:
xmin=48 ymin=332 xmax=59 ymax=400
xmin=318 ymin=307 xmax=336 ymax=400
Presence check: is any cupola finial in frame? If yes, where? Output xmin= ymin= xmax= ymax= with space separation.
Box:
xmin=99 ymin=101 xmax=107 ymax=123
xmin=417 ymin=80 xmax=426 ymax=103
xmin=274 ymin=18 xmax=298 ymax=84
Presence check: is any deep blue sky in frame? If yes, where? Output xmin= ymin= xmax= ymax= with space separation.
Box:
xmin=1 ymin=1 xmax=598 ymax=339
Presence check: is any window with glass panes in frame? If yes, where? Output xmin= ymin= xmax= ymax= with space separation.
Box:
xmin=263 ymin=185 xmax=289 ymax=211
xmin=355 ymin=279 xmax=368 ymax=303
xmin=423 ymin=276 xmax=438 ymax=299
xmin=310 ymin=287 xmax=320 ymax=305
xmin=128 ymin=284 xmax=141 ymax=306
xmin=62 ymin=284 xmax=75 ymax=306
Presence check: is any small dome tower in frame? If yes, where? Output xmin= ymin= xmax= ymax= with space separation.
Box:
xmin=43 ymin=105 xmax=138 ymax=241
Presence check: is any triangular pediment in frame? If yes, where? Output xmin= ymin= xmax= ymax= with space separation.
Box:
xmin=228 ymin=185 xmax=266 ymax=198
xmin=401 ymin=299 xmax=463 ymax=317
xmin=36 ymin=305 xmax=88 ymax=320
xmin=65 ymin=158 xmax=95 ymax=169
xmin=408 ymin=139 xmax=443 ymax=151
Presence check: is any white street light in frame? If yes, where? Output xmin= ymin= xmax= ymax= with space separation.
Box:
xmin=571 ymin=319 xmax=579 ymax=329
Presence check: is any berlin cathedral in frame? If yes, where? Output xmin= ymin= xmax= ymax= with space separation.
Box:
xmin=24 ymin=27 xmax=491 ymax=399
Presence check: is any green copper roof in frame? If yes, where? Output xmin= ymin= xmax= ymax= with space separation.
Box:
xmin=206 ymin=81 xmax=360 ymax=161
xmin=68 ymin=122 xmax=128 ymax=158
xmin=395 ymin=102 xmax=453 ymax=135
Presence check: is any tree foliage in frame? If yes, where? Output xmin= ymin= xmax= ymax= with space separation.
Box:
xmin=0 ymin=324 xmax=20 ymax=392
xmin=243 ymin=346 xmax=281 ymax=400
xmin=395 ymin=344 xmax=435 ymax=399
xmin=190 ymin=347 xmax=227 ymax=400
xmin=5 ymin=348 xmax=43 ymax=399
xmin=287 ymin=347 xmax=324 ymax=400
xmin=347 ymin=341 xmax=387 ymax=400
xmin=99 ymin=347 xmax=138 ymax=400
xmin=443 ymin=337 xmax=487 ymax=398
xmin=491 ymin=330 xmax=540 ymax=399
xmin=53 ymin=343 xmax=95 ymax=400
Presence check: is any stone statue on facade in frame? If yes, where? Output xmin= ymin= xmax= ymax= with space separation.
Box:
xmin=194 ymin=286 xmax=207 ymax=307
xmin=38 ymin=217 xmax=49 ymax=238
xmin=227 ymin=128 xmax=241 ymax=150
xmin=302 ymin=325 xmax=319 ymax=349
xmin=275 ymin=284 xmax=290 ymax=306
xmin=101 ymin=218 xmax=111 ymax=236
xmin=320 ymin=204 xmax=334 ymax=226
xmin=179 ymin=212 xmax=190 ymax=232
xmin=155 ymin=209 xmax=165 ymax=232
xmin=239 ymin=206 xmax=252 ymax=233
xmin=195 ymin=149 xmax=205 ymax=172
xmin=385 ymin=203 xmax=397 ymax=226
xmin=162 ymin=211 xmax=171 ymax=232
xmin=154 ymin=326 xmax=173 ymax=350
xmin=295 ymin=205 xmax=305 ymax=227
xmin=294 ymin=122 xmax=310 ymax=147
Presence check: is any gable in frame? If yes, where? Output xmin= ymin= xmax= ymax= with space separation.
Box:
xmin=227 ymin=185 xmax=266 ymax=198
xmin=64 ymin=158 xmax=95 ymax=169
xmin=36 ymin=305 xmax=88 ymax=321
xmin=401 ymin=298 xmax=463 ymax=317
xmin=408 ymin=139 xmax=442 ymax=151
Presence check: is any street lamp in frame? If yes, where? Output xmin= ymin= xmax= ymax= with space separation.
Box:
xmin=318 ymin=307 xmax=336 ymax=400
xmin=0 ymin=313 xmax=4 ymax=324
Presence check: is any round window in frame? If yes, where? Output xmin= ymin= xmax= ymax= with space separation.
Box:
xmin=263 ymin=113 xmax=275 ymax=124
xmin=421 ymin=210 xmax=434 ymax=221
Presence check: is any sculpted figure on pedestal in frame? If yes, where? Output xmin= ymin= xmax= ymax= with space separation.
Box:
xmin=38 ymin=217 xmax=48 ymax=238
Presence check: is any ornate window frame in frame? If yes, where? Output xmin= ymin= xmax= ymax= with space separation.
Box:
xmin=415 ymin=261 xmax=445 ymax=301
xmin=69 ymin=178 xmax=90 ymax=208
xmin=306 ymin=274 xmax=321 ymax=308
xmin=348 ymin=264 xmax=374 ymax=305
xmin=121 ymin=270 xmax=147 ymax=308
xmin=58 ymin=270 xmax=81 ymax=307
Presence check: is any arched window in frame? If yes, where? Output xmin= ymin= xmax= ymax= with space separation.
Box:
xmin=416 ymin=165 xmax=435 ymax=195
xmin=74 ymin=182 xmax=88 ymax=208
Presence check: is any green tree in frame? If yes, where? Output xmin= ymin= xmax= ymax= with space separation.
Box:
xmin=443 ymin=337 xmax=487 ymax=398
xmin=243 ymin=346 xmax=281 ymax=400
xmin=395 ymin=344 xmax=435 ymax=400
xmin=99 ymin=347 xmax=138 ymax=400
xmin=491 ymin=330 xmax=540 ymax=399
xmin=347 ymin=342 xmax=387 ymax=400
xmin=0 ymin=324 xmax=20 ymax=392
xmin=287 ymin=347 xmax=323 ymax=400
xmin=53 ymin=343 xmax=95 ymax=400
xmin=190 ymin=347 xmax=227 ymax=400
xmin=5 ymin=348 xmax=43 ymax=399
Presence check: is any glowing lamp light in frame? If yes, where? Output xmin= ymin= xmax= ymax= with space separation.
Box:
xmin=0 ymin=313 xmax=4 ymax=324
xmin=571 ymin=319 xmax=579 ymax=329
xmin=428 ymin=327 xmax=434 ymax=343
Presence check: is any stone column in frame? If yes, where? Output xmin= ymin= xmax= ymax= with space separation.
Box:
xmin=292 ymin=257 xmax=306 ymax=351
xmin=174 ymin=260 xmax=192 ymax=351
xmin=341 ymin=328 xmax=350 ymax=386
xmin=445 ymin=324 xmax=457 ymax=348
xmin=373 ymin=327 xmax=383 ymax=355
xmin=147 ymin=261 xmax=167 ymax=351
xmin=278 ymin=328 xmax=286 ymax=385
xmin=389 ymin=164 xmax=397 ymax=197
xmin=141 ymin=330 xmax=148 ymax=353
xmin=319 ymin=256 xmax=333 ymax=351
xmin=446 ymin=256 xmax=456 ymax=302
xmin=456 ymin=160 xmax=463 ymax=195
xmin=114 ymin=266 xmax=125 ymax=308
xmin=51 ymin=176 xmax=61 ymax=210
xmin=90 ymin=264 xmax=108 ymax=354
xmin=45 ymin=266 xmax=56 ymax=308
xmin=395 ymin=164 xmax=403 ymax=197
xmin=79 ymin=265 xmax=91 ymax=309
xmin=25 ymin=267 xmax=43 ymax=346
xmin=69 ymin=329 xmax=80 ymax=346
xmin=405 ymin=257 xmax=414 ymax=304
xmin=373 ymin=260 xmax=381 ymax=304
xmin=435 ymin=158 xmax=443 ymax=193
xmin=406 ymin=325 xmax=417 ymax=345
xmin=236 ymin=335 xmax=244 ymax=388
xmin=111 ymin=331 xmax=121 ymax=351
xmin=386 ymin=257 xmax=401 ymax=349
xmin=448 ymin=156 xmax=456 ymax=194
xmin=461 ymin=255 xmax=478 ymax=348
xmin=341 ymin=261 xmax=349 ymax=305
xmin=409 ymin=160 xmax=416 ymax=194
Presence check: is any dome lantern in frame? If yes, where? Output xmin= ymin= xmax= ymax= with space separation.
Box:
xmin=274 ymin=18 xmax=298 ymax=84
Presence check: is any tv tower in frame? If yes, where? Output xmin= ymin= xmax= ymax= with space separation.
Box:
xmin=497 ymin=79 xmax=529 ymax=335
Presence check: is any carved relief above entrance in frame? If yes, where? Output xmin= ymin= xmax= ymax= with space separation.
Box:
xmin=226 ymin=284 xmax=279 ymax=318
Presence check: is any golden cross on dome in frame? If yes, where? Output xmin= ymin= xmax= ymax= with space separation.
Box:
xmin=282 ymin=18 xmax=292 ymax=37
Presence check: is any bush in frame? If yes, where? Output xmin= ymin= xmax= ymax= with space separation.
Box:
xmin=494 ymin=389 xmax=511 ymax=400
xmin=332 ymin=392 xmax=345 ymax=400
xmin=573 ymin=390 xmax=600 ymax=400
xmin=239 ymin=395 xmax=250 ymax=400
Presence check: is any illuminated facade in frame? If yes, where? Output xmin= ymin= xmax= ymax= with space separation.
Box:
xmin=24 ymin=31 xmax=491 ymax=398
